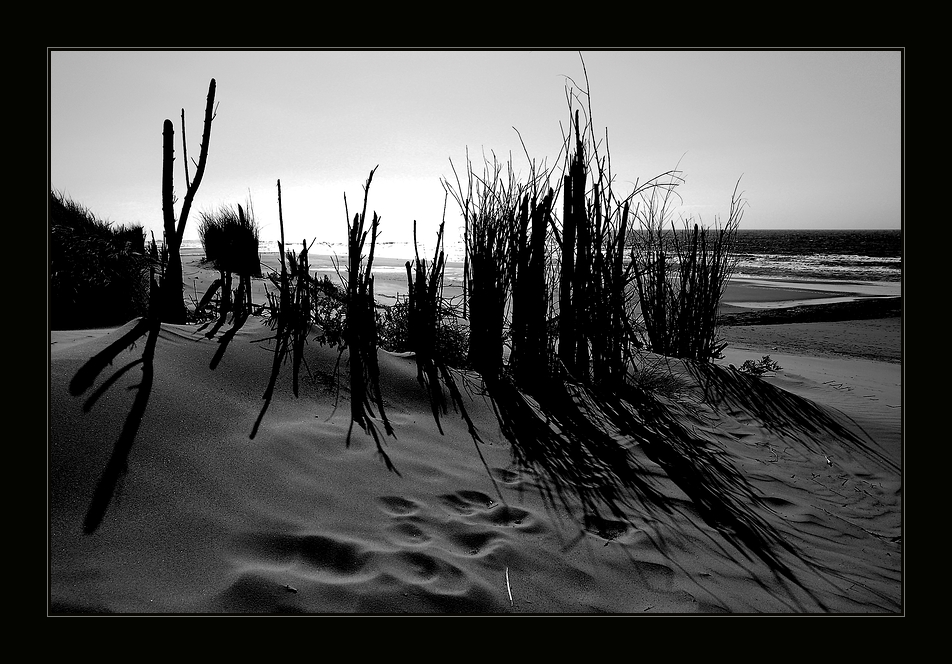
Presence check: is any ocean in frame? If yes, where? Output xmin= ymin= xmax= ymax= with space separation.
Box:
xmin=730 ymin=229 xmax=901 ymax=283
xmin=181 ymin=228 xmax=901 ymax=286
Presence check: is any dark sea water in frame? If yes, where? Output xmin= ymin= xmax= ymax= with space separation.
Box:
xmin=731 ymin=229 xmax=901 ymax=283
xmin=184 ymin=228 xmax=902 ymax=285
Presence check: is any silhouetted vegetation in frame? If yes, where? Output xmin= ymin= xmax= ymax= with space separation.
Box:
xmin=259 ymin=170 xmax=397 ymax=468
xmin=341 ymin=167 xmax=396 ymax=468
xmin=631 ymin=177 xmax=745 ymax=361
xmin=50 ymin=189 xmax=149 ymax=329
xmin=445 ymin=152 xmax=522 ymax=382
xmin=430 ymin=66 xmax=754 ymax=536
xmin=253 ymin=179 xmax=315 ymax=437
xmin=738 ymin=355 xmax=782 ymax=376
xmin=196 ymin=198 xmax=262 ymax=320
xmin=57 ymin=60 xmax=795 ymax=570
xmin=508 ymin=185 xmax=554 ymax=388
xmin=394 ymin=217 xmax=473 ymax=434
xmin=156 ymin=78 xmax=218 ymax=323
xmin=556 ymin=105 xmax=644 ymax=386
xmin=377 ymin=297 xmax=469 ymax=371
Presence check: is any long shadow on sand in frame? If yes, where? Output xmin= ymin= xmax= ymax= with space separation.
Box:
xmin=69 ymin=318 xmax=154 ymax=398
xmin=603 ymin=382 xmax=802 ymax=574
xmin=688 ymin=362 xmax=899 ymax=474
xmin=68 ymin=316 xmax=161 ymax=535
xmin=474 ymin=368 xmax=834 ymax=608
xmin=208 ymin=311 xmax=250 ymax=370
xmin=483 ymin=375 xmax=667 ymax=525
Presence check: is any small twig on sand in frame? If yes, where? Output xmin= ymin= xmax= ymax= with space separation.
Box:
xmin=505 ymin=567 xmax=513 ymax=607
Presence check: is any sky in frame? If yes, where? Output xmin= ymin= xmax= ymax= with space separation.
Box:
xmin=49 ymin=49 xmax=903 ymax=257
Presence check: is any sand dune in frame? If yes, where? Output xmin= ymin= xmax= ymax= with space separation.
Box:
xmin=49 ymin=288 xmax=902 ymax=613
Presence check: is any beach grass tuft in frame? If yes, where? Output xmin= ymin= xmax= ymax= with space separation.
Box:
xmin=196 ymin=197 xmax=262 ymax=320
xmin=631 ymin=177 xmax=746 ymax=362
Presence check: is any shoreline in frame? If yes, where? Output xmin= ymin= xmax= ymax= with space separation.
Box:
xmin=174 ymin=250 xmax=905 ymax=365
xmin=184 ymin=248 xmax=901 ymax=309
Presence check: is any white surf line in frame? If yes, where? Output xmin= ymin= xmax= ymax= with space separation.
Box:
xmin=723 ymin=295 xmax=872 ymax=309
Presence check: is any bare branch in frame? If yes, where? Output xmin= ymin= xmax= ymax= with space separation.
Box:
xmin=180 ymin=108 xmax=191 ymax=190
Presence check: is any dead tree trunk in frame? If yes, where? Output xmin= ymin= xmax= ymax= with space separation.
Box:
xmin=157 ymin=78 xmax=217 ymax=323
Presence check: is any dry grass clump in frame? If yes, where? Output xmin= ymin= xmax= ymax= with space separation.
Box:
xmin=432 ymin=64 xmax=749 ymax=528
xmin=196 ymin=198 xmax=262 ymax=320
xmin=341 ymin=167 xmax=396 ymax=467
xmin=395 ymin=216 xmax=476 ymax=435
xmin=445 ymin=152 xmax=525 ymax=381
xmin=256 ymin=170 xmax=398 ymax=468
xmin=631 ymin=177 xmax=745 ymax=361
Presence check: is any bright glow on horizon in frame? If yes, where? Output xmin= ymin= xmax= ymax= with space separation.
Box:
xmin=49 ymin=49 xmax=903 ymax=248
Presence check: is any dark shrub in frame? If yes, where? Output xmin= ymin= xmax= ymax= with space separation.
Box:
xmin=49 ymin=190 xmax=149 ymax=329
xmin=378 ymin=298 xmax=469 ymax=370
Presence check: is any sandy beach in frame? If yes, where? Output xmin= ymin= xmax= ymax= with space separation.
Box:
xmin=49 ymin=251 xmax=902 ymax=614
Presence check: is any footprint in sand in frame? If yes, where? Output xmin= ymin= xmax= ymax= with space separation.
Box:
xmin=439 ymin=490 xmax=497 ymax=515
xmin=484 ymin=504 xmax=535 ymax=529
xmin=583 ymin=513 xmax=633 ymax=542
xmin=393 ymin=550 xmax=467 ymax=586
xmin=385 ymin=520 xmax=433 ymax=545
xmin=374 ymin=495 xmax=503 ymax=597
xmin=440 ymin=490 xmax=546 ymax=543
xmin=489 ymin=467 xmax=525 ymax=486
xmin=377 ymin=496 xmax=432 ymax=545
xmin=376 ymin=495 xmax=423 ymax=517
xmin=236 ymin=532 xmax=374 ymax=579
xmin=443 ymin=521 xmax=501 ymax=555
